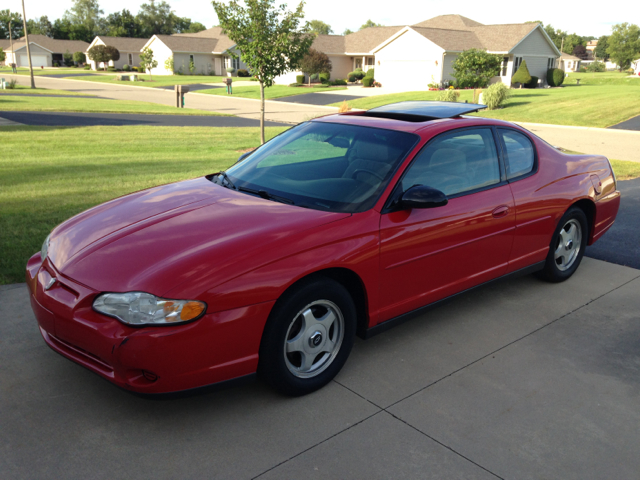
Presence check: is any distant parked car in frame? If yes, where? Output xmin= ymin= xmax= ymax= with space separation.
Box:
xmin=27 ymin=102 xmax=620 ymax=396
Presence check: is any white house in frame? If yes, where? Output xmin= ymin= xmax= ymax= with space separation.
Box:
xmin=85 ymin=36 xmax=149 ymax=70
xmin=559 ymin=53 xmax=581 ymax=73
xmin=0 ymin=35 xmax=89 ymax=67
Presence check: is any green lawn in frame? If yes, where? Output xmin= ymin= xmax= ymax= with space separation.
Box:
xmin=0 ymin=125 xmax=288 ymax=284
xmin=335 ymin=82 xmax=640 ymax=128
xmin=198 ymin=84 xmax=347 ymax=100
xmin=63 ymin=73 xmax=228 ymax=87
xmin=0 ymin=84 xmax=91 ymax=96
xmin=564 ymin=71 xmax=640 ymax=86
xmin=0 ymin=94 xmax=227 ymax=115
xmin=0 ymin=66 xmax=105 ymax=76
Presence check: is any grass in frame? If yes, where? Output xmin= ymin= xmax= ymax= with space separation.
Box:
xmin=0 ymin=66 xmax=103 ymax=76
xmin=564 ymin=71 xmax=640 ymax=86
xmin=198 ymin=84 xmax=347 ymax=100
xmin=0 ymin=84 xmax=91 ymax=96
xmin=610 ymin=160 xmax=640 ymax=180
xmin=0 ymin=94 xmax=227 ymax=115
xmin=0 ymin=125 xmax=289 ymax=285
xmin=334 ymin=81 xmax=640 ymax=128
xmin=63 ymin=73 xmax=228 ymax=87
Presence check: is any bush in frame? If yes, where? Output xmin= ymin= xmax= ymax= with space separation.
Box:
xmin=319 ymin=72 xmax=330 ymax=84
xmin=579 ymin=67 xmax=587 ymax=72
xmin=365 ymin=68 xmax=374 ymax=78
xmin=53 ymin=62 xmax=59 ymax=67
xmin=249 ymin=77 xmax=258 ymax=81
xmin=483 ymin=82 xmax=510 ymax=110
xmin=524 ymin=76 xmax=539 ymax=88
xmin=122 ymin=64 xmax=131 ymax=71
xmin=512 ymin=60 xmax=532 ymax=86
xmin=107 ymin=66 xmax=116 ymax=71
xmin=132 ymin=66 xmax=139 ymax=72
xmin=436 ymin=89 xmax=460 ymax=102
xmin=237 ymin=69 xmax=250 ymax=77
xmin=451 ymin=48 xmax=502 ymax=88
xmin=332 ymin=79 xmax=347 ymax=85
xmin=296 ymin=74 xmax=305 ymax=84
xmin=353 ymin=69 xmax=365 ymax=80
xmin=6 ymin=78 xmax=17 ymax=89
xmin=347 ymin=74 xmax=356 ymax=83
xmin=547 ymin=68 xmax=565 ymax=86
xmin=226 ymin=67 xmax=236 ymax=74
xmin=289 ymin=83 xmax=304 ymax=87
xmin=587 ymin=61 xmax=605 ymax=72
xmin=73 ymin=51 xmax=86 ymax=64
xmin=84 ymin=64 xmax=91 ymax=70
xmin=310 ymin=73 xmax=319 ymax=83
xmin=362 ymin=76 xmax=374 ymax=87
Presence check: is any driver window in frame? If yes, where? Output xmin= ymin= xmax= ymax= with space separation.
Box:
xmin=401 ymin=128 xmax=501 ymax=196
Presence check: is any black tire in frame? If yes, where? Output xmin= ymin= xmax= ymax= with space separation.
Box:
xmin=259 ymin=277 xmax=356 ymax=396
xmin=538 ymin=207 xmax=588 ymax=283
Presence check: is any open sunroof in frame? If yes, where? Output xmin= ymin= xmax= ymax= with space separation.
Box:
xmin=362 ymin=101 xmax=487 ymax=122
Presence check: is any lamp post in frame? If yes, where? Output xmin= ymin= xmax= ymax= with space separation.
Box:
xmin=21 ymin=0 xmax=36 ymax=89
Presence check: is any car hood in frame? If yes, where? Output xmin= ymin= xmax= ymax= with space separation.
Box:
xmin=48 ymin=177 xmax=350 ymax=294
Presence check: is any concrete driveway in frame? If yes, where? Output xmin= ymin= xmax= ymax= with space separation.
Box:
xmin=2 ymin=257 xmax=639 ymax=479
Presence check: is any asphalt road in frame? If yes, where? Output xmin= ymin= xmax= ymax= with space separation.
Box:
xmin=0 ymin=111 xmax=290 ymax=127
xmin=609 ymin=115 xmax=640 ymax=131
xmin=586 ymin=177 xmax=640 ymax=268
xmin=274 ymin=92 xmax=365 ymax=105
xmin=159 ymin=83 xmax=223 ymax=92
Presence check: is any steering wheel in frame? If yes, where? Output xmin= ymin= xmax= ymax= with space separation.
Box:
xmin=351 ymin=169 xmax=384 ymax=183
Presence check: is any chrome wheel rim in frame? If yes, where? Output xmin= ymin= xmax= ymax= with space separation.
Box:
xmin=284 ymin=300 xmax=344 ymax=379
xmin=554 ymin=219 xmax=582 ymax=271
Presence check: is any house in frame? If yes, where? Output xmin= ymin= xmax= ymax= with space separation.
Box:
xmin=633 ymin=59 xmax=640 ymax=75
xmin=559 ymin=53 xmax=581 ymax=73
xmin=1 ymin=35 xmax=89 ymax=67
xmin=141 ymin=27 xmax=247 ymax=76
xmin=85 ymin=36 xmax=149 ymax=70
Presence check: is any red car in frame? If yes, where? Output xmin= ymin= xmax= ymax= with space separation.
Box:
xmin=27 ymin=102 xmax=620 ymax=396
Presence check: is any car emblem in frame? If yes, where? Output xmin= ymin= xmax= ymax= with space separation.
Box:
xmin=45 ymin=278 xmax=57 ymax=291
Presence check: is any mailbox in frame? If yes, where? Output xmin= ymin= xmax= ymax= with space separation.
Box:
xmin=174 ymin=85 xmax=190 ymax=108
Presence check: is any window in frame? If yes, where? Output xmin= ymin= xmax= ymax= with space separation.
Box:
xmin=499 ymin=129 xmax=535 ymax=179
xmin=128 ymin=53 xmax=133 ymax=66
xmin=189 ymin=54 xmax=194 ymax=64
xmin=502 ymin=57 xmax=509 ymax=76
xmin=400 ymin=128 xmax=501 ymax=197
xmin=513 ymin=57 xmax=522 ymax=73
xmin=547 ymin=57 xmax=555 ymax=69
xmin=366 ymin=57 xmax=374 ymax=66
xmin=225 ymin=57 xmax=240 ymax=69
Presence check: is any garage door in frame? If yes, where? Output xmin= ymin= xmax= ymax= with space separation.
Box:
xmin=19 ymin=55 xmax=48 ymax=67
xmin=377 ymin=60 xmax=432 ymax=89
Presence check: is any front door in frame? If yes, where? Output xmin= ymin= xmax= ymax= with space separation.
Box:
xmin=377 ymin=127 xmax=515 ymax=322
xmin=355 ymin=58 xmax=362 ymax=69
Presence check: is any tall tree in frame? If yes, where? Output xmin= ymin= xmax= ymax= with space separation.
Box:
xmin=607 ymin=23 xmax=640 ymax=70
xmin=184 ymin=21 xmax=206 ymax=33
xmin=359 ymin=19 xmax=382 ymax=30
xmin=594 ymin=35 xmax=609 ymax=60
xmin=105 ymin=10 xmax=141 ymax=37
xmin=543 ymin=24 xmax=566 ymax=50
xmin=136 ymin=0 xmax=175 ymax=36
xmin=572 ymin=44 xmax=587 ymax=59
xmin=53 ymin=18 xmax=92 ymax=42
xmin=308 ymin=19 xmax=332 ymax=35
xmin=451 ymin=48 xmax=502 ymax=88
xmin=26 ymin=16 xmax=53 ymax=37
xmin=562 ymin=33 xmax=583 ymax=54
xmin=0 ymin=10 xmax=24 ymax=39
xmin=342 ymin=28 xmax=353 ymax=35
xmin=139 ymin=47 xmax=158 ymax=79
xmin=0 ymin=48 xmax=5 ymax=63
xmin=213 ymin=0 xmax=313 ymax=144
xmin=64 ymin=0 xmax=104 ymax=37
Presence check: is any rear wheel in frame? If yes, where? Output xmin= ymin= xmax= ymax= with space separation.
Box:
xmin=259 ymin=277 xmax=356 ymax=396
xmin=539 ymin=207 xmax=588 ymax=282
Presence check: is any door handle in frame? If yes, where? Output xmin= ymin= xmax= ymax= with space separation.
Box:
xmin=492 ymin=205 xmax=510 ymax=218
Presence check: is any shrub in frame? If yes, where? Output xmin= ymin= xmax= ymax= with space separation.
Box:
xmin=352 ymin=69 xmax=365 ymax=80
xmin=226 ymin=67 xmax=236 ymax=74
xmin=107 ymin=66 xmax=116 ymax=71
xmin=84 ymin=64 xmax=91 ymax=70
xmin=73 ymin=51 xmax=86 ymax=64
xmin=511 ymin=60 xmax=532 ymax=86
xmin=362 ymin=76 xmax=374 ymax=87
xmin=237 ymin=69 xmax=250 ymax=77
xmin=6 ymin=78 xmax=17 ymax=89
xmin=347 ymin=74 xmax=356 ymax=83
xmin=436 ymin=89 xmax=460 ymax=102
xmin=338 ymin=100 xmax=351 ymax=112
xmin=122 ymin=64 xmax=131 ymax=71
xmin=483 ymin=82 xmax=510 ymax=110
xmin=365 ymin=68 xmax=374 ymax=78
xmin=587 ymin=61 xmax=605 ymax=72
xmin=319 ymin=72 xmax=330 ymax=84
xmin=547 ymin=68 xmax=565 ymax=86
xmin=289 ymin=83 xmax=304 ymax=87
xmin=332 ymin=79 xmax=347 ymax=85
xmin=53 ymin=62 xmax=59 ymax=67
xmin=296 ymin=74 xmax=305 ymax=84
xmin=579 ymin=67 xmax=587 ymax=72
xmin=524 ymin=75 xmax=539 ymax=88
xmin=131 ymin=66 xmax=139 ymax=72
xmin=310 ymin=73 xmax=319 ymax=83
xmin=249 ymin=77 xmax=259 ymax=81
xmin=451 ymin=48 xmax=502 ymax=88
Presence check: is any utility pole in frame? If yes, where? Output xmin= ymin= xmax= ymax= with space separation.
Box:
xmin=21 ymin=0 xmax=36 ymax=89
xmin=9 ymin=19 xmax=14 ymax=70
xmin=560 ymin=37 xmax=564 ymax=54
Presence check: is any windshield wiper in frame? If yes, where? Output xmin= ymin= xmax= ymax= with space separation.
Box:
xmin=237 ymin=186 xmax=295 ymax=205
xmin=216 ymin=171 xmax=236 ymax=190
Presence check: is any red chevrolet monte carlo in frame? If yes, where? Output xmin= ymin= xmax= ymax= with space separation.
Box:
xmin=27 ymin=102 xmax=620 ymax=396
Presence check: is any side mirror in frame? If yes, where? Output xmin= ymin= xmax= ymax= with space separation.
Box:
xmin=400 ymin=185 xmax=448 ymax=209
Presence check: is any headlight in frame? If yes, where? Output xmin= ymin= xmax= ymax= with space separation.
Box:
xmin=41 ymin=234 xmax=50 ymax=261
xmin=93 ymin=292 xmax=206 ymax=326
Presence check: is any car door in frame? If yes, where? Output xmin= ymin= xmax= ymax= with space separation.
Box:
xmin=378 ymin=127 xmax=516 ymax=323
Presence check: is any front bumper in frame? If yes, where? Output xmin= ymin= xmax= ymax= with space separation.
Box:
xmin=27 ymin=253 xmax=274 ymax=394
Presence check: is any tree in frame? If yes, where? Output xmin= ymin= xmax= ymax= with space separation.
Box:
xmin=104 ymin=45 xmax=120 ymax=63
xmin=53 ymin=17 xmax=92 ymax=42
xmin=73 ymin=51 xmax=86 ymax=64
xmin=359 ymin=19 xmax=382 ymax=30
xmin=88 ymin=44 xmax=119 ymax=70
xmin=562 ymin=33 xmax=583 ymax=54
xmin=511 ymin=59 xmax=532 ymax=86
xmin=607 ymin=23 xmax=640 ymax=70
xmin=343 ymin=28 xmax=353 ymax=35
xmin=105 ymin=9 xmax=141 ymax=37
xmin=451 ymin=48 xmax=502 ymax=88
xmin=299 ymin=48 xmax=332 ymax=85
xmin=308 ymin=19 xmax=332 ymax=35
xmin=213 ymin=0 xmax=314 ymax=144
xmin=543 ymin=24 xmax=566 ymax=50
xmin=184 ymin=21 xmax=206 ymax=33
xmin=572 ymin=44 xmax=587 ymax=59
xmin=139 ymin=47 xmax=158 ymax=79
xmin=136 ymin=0 xmax=175 ymax=36
xmin=64 ymin=0 xmax=104 ymax=37
xmin=594 ymin=35 xmax=609 ymax=60
xmin=0 ymin=47 xmax=5 ymax=63
xmin=26 ymin=16 xmax=53 ymax=37
xmin=63 ymin=50 xmax=74 ymax=66
xmin=0 ymin=10 xmax=24 ymax=39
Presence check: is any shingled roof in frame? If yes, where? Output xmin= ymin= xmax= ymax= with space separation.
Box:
xmin=344 ymin=26 xmax=405 ymax=53
xmin=152 ymin=34 xmax=221 ymax=53
xmin=413 ymin=15 xmax=484 ymax=30
xmin=92 ymin=36 xmax=149 ymax=52
xmin=171 ymin=27 xmax=236 ymax=52
xmin=7 ymin=35 xmax=89 ymax=53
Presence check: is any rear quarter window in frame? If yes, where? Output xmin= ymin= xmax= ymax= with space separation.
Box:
xmin=499 ymin=129 xmax=535 ymax=179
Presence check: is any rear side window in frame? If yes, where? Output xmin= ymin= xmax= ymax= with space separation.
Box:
xmin=499 ymin=129 xmax=535 ymax=179
xmin=400 ymin=128 xmax=501 ymax=196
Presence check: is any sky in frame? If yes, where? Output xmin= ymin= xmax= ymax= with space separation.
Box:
xmin=6 ymin=0 xmax=639 ymax=38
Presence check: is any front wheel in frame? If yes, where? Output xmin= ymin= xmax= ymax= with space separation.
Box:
xmin=259 ymin=277 xmax=356 ymax=396
xmin=538 ymin=207 xmax=588 ymax=282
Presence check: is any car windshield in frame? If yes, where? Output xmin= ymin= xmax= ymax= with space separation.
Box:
xmin=221 ymin=122 xmax=419 ymax=213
